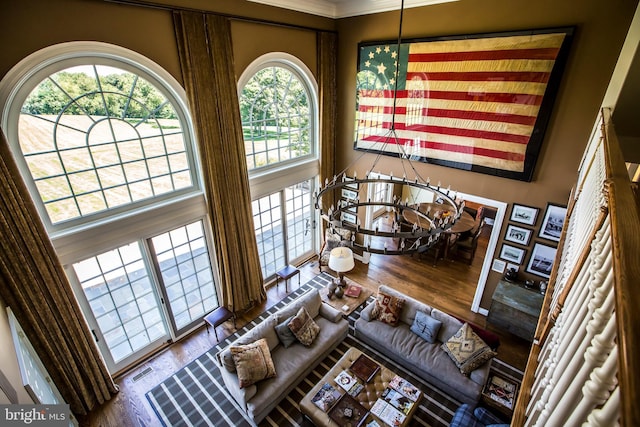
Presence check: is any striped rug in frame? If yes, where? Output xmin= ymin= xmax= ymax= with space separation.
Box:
xmin=146 ymin=273 xmax=522 ymax=427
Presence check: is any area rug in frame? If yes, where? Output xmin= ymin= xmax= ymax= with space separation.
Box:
xmin=146 ymin=273 xmax=522 ymax=427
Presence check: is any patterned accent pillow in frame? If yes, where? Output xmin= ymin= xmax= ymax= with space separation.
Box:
xmin=441 ymin=323 xmax=497 ymax=375
xmin=230 ymin=338 xmax=276 ymax=388
xmin=410 ymin=310 xmax=442 ymax=343
xmin=371 ymin=290 xmax=405 ymax=326
xmin=288 ymin=307 xmax=320 ymax=346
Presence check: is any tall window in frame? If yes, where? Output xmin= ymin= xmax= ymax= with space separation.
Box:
xmin=0 ymin=43 xmax=220 ymax=373
xmin=239 ymin=54 xmax=319 ymax=280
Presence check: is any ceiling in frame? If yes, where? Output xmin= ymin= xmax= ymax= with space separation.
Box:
xmin=246 ymin=0 xmax=457 ymax=18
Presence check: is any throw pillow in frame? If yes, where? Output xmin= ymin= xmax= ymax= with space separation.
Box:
xmin=410 ymin=311 xmax=442 ymax=343
xmin=371 ymin=290 xmax=405 ymax=326
xmin=288 ymin=307 xmax=320 ymax=346
xmin=442 ymin=323 xmax=497 ymax=375
xmin=230 ymin=338 xmax=276 ymax=388
xmin=274 ymin=315 xmax=297 ymax=348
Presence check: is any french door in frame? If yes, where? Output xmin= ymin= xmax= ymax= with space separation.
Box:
xmin=252 ymin=180 xmax=315 ymax=280
xmin=71 ymin=219 xmax=219 ymax=373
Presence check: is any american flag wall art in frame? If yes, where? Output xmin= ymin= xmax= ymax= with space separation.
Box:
xmin=354 ymin=28 xmax=573 ymax=181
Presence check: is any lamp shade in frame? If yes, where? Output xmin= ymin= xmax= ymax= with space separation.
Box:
xmin=328 ymin=247 xmax=355 ymax=273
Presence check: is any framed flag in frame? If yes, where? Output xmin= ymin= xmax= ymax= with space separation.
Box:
xmin=354 ymin=27 xmax=574 ymax=181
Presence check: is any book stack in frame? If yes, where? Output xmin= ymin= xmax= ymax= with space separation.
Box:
xmin=483 ymin=374 xmax=518 ymax=409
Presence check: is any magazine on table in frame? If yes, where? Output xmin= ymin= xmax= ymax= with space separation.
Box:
xmin=370 ymin=398 xmax=406 ymax=427
xmin=311 ymin=383 xmax=342 ymax=412
xmin=388 ymin=375 xmax=421 ymax=402
xmin=335 ymin=370 xmax=363 ymax=396
xmin=381 ymin=387 xmax=414 ymax=415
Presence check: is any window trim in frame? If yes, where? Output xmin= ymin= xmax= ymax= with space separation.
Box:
xmin=0 ymin=41 xmax=202 ymax=237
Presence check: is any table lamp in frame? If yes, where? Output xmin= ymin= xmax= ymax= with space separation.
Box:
xmin=328 ymin=246 xmax=355 ymax=288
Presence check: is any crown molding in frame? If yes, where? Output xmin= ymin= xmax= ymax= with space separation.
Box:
xmin=246 ymin=0 xmax=457 ymax=19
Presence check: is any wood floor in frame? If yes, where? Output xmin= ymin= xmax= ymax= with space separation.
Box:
xmin=78 ymin=226 xmax=532 ymax=427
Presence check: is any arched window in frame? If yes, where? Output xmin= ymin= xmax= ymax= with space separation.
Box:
xmin=0 ymin=42 xmax=221 ymax=373
xmin=238 ymin=53 xmax=319 ymax=279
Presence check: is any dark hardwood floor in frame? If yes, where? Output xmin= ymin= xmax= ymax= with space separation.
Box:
xmin=78 ymin=223 xmax=532 ymax=427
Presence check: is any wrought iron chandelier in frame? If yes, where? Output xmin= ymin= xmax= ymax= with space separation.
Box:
xmin=315 ymin=0 xmax=463 ymax=256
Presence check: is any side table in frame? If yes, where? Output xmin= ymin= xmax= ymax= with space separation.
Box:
xmin=276 ymin=264 xmax=300 ymax=292
xmin=204 ymin=306 xmax=236 ymax=342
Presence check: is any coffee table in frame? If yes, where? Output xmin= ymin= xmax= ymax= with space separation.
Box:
xmin=300 ymin=347 xmax=421 ymax=427
xmin=318 ymin=277 xmax=373 ymax=316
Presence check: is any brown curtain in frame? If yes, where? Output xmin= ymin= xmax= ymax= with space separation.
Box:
xmin=318 ymin=31 xmax=338 ymax=188
xmin=173 ymin=11 xmax=265 ymax=312
xmin=0 ymin=128 xmax=118 ymax=415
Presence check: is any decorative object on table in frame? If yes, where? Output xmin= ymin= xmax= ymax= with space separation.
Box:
xmin=483 ymin=374 xmax=519 ymax=410
xmin=499 ymin=244 xmax=526 ymax=264
xmin=510 ymin=204 xmax=540 ymax=226
xmin=311 ymin=383 xmax=342 ymax=412
xmin=504 ymin=224 xmax=533 ymax=246
xmin=538 ymin=203 xmax=567 ymax=242
xmin=539 ymin=280 xmax=548 ymax=294
xmin=328 ymin=246 xmax=355 ymax=291
xmin=328 ymin=393 xmax=368 ymax=426
xmin=350 ymin=353 xmax=380 ymax=383
xmin=524 ymin=279 xmax=536 ymax=290
xmin=353 ymin=13 xmax=572 ymax=183
xmin=334 ymin=285 xmax=345 ymax=299
xmin=315 ymin=0 xmax=466 ymax=257
xmin=503 ymin=267 xmax=518 ymax=282
xmin=526 ymin=242 xmax=557 ymax=278
xmin=327 ymin=281 xmax=338 ymax=299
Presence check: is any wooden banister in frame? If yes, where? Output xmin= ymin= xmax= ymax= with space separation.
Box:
xmin=512 ymin=109 xmax=639 ymax=426
xmin=602 ymin=108 xmax=640 ymax=427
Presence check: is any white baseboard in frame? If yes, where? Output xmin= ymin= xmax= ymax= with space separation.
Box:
xmin=478 ymin=307 xmax=489 ymax=316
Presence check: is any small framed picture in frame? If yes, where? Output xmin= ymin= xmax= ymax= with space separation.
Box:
xmin=491 ymin=259 xmax=507 ymax=273
xmin=504 ymin=224 xmax=533 ymax=246
xmin=341 ymin=212 xmax=357 ymax=224
xmin=539 ymin=203 xmax=567 ymax=242
xmin=343 ymin=176 xmax=359 ymax=190
xmin=510 ymin=204 xmax=539 ymax=226
xmin=341 ymin=188 xmax=358 ymax=200
xmin=526 ymin=242 xmax=557 ymax=278
xmin=499 ymin=244 xmax=526 ymax=264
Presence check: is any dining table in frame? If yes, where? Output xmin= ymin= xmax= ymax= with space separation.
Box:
xmin=401 ymin=203 xmax=476 ymax=263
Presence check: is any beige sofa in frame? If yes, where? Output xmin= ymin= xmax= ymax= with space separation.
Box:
xmin=216 ymin=289 xmax=349 ymax=423
xmin=354 ymin=285 xmax=493 ymax=404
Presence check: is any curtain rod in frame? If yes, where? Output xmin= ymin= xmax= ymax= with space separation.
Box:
xmin=101 ymin=0 xmax=337 ymax=34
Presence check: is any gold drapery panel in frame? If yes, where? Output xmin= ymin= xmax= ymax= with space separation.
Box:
xmin=173 ymin=11 xmax=265 ymax=312
xmin=318 ymin=31 xmax=337 ymax=189
xmin=0 ymin=128 xmax=118 ymax=415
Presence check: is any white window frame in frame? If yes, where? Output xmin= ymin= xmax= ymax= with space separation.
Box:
xmin=239 ymin=53 xmax=321 ymax=263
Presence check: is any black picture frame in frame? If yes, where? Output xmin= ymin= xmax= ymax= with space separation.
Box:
xmin=504 ymin=224 xmax=533 ymax=246
xmin=510 ymin=204 xmax=539 ymax=226
xmin=353 ymin=27 xmax=574 ymax=181
xmin=526 ymin=242 xmax=557 ymax=278
xmin=499 ymin=244 xmax=526 ymax=264
xmin=539 ymin=203 xmax=567 ymax=242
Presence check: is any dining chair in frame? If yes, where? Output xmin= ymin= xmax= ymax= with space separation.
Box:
xmin=453 ymin=222 xmax=484 ymax=265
